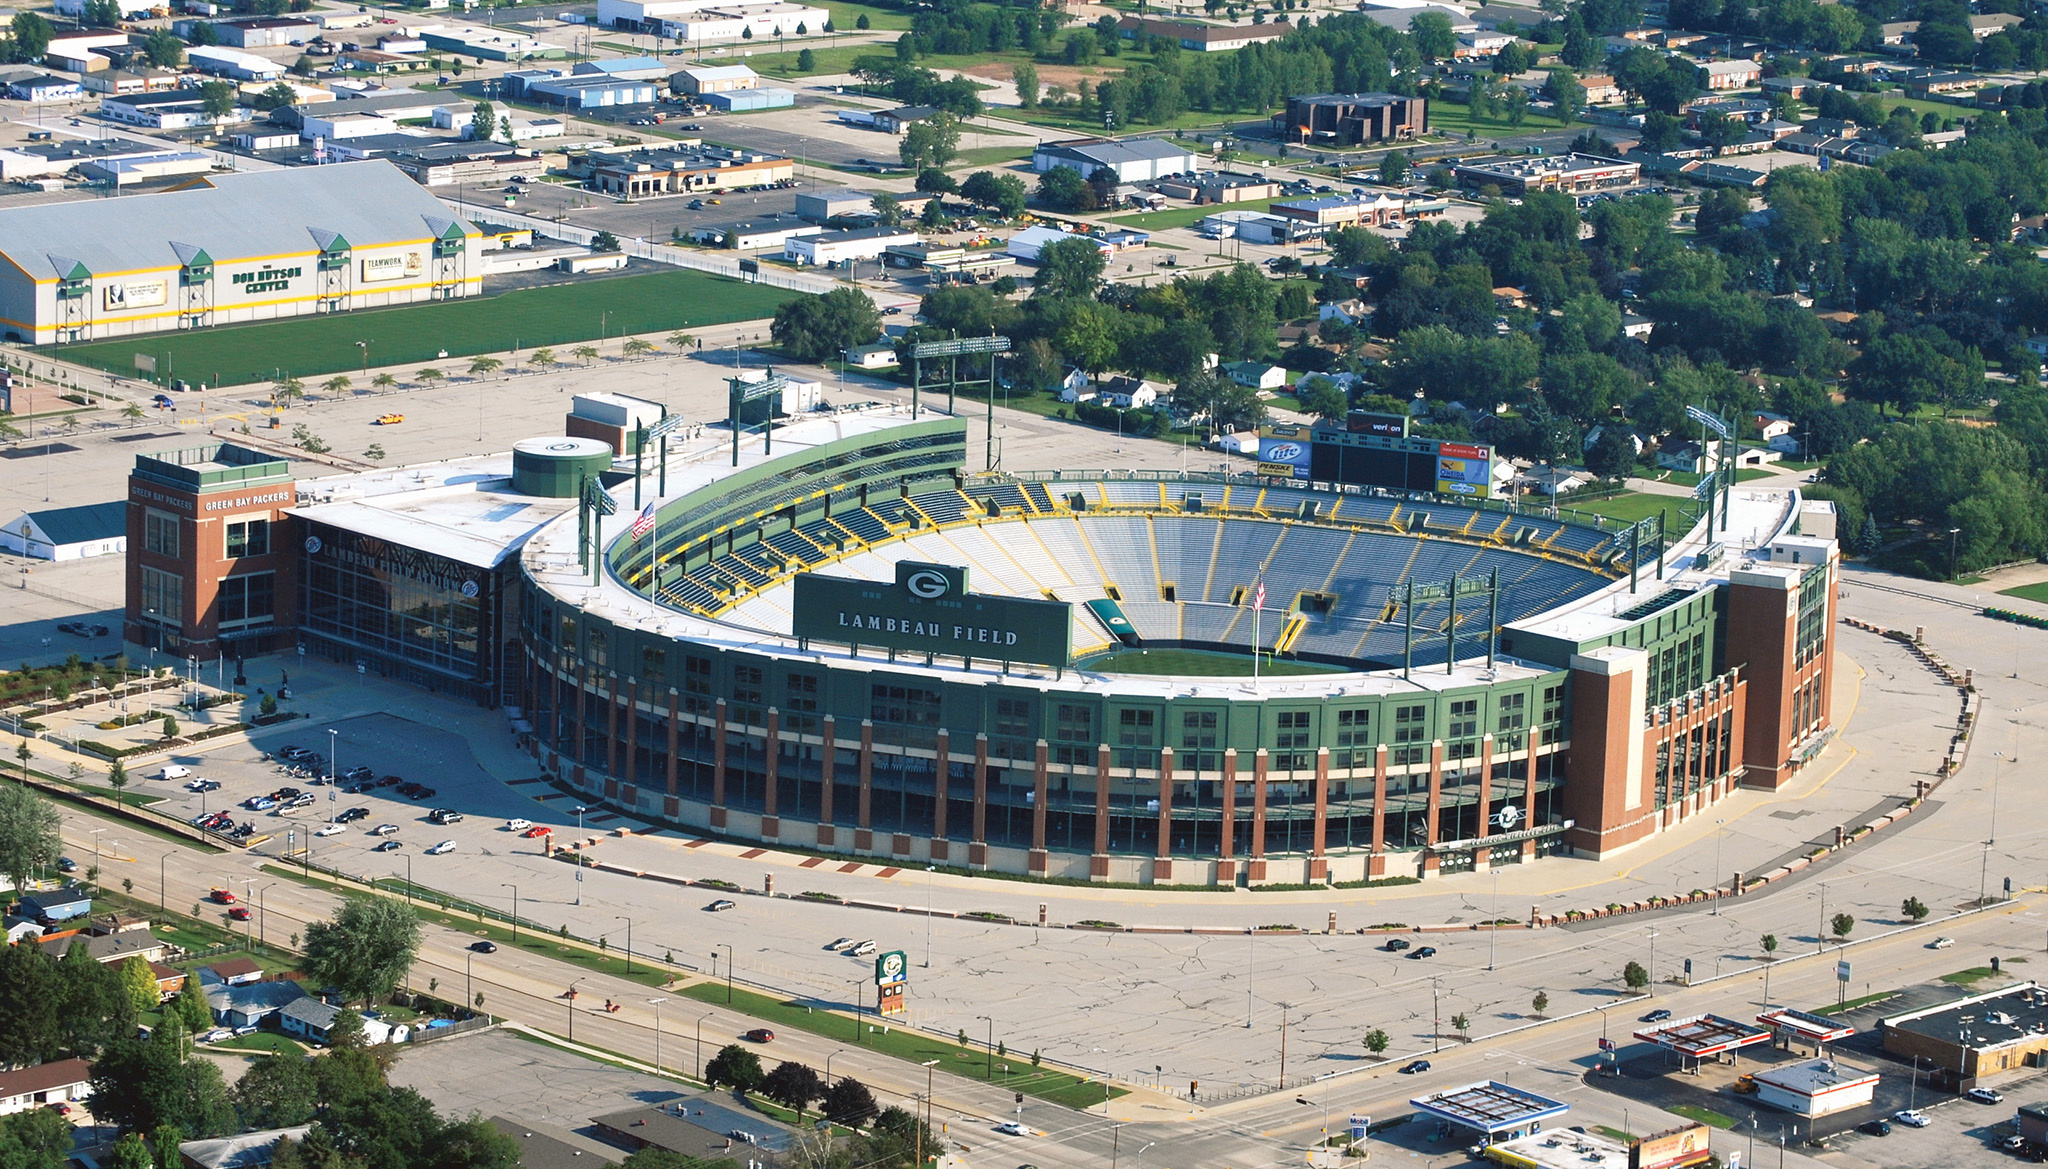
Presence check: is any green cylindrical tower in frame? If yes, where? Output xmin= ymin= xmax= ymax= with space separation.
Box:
xmin=512 ymin=437 xmax=613 ymax=498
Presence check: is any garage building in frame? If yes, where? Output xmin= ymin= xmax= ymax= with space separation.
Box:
xmin=0 ymin=160 xmax=480 ymax=345
xmin=1031 ymin=137 xmax=1200 ymax=183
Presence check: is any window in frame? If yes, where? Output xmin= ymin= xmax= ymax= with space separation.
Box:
xmin=733 ymin=666 xmax=765 ymax=710
xmin=1053 ymin=703 xmax=1094 ymax=766
xmin=217 ymin=573 xmax=275 ymax=628
xmin=144 ymin=510 xmax=178 ymax=558
xmin=683 ymin=654 xmax=713 ymax=713
xmin=140 ymin=566 xmax=182 ymax=626
xmin=1447 ymin=699 xmax=1477 ymax=740
xmin=225 ymin=519 xmax=269 ymax=559
xmin=1540 ymin=684 xmax=1565 ymax=746
xmin=1393 ymin=704 xmax=1429 ymax=767
xmin=1115 ymin=708 xmax=1157 ymax=769
xmin=871 ymin=683 xmax=941 ymax=727
xmin=786 ymin=673 xmax=819 ymax=712
xmin=1274 ymin=710 xmax=1311 ymax=771
xmin=1496 ymin=692 xmax=1526 ymax=751
xmin=1180 ymin=709 xmax=1219 ymax=772
xmin=641 ymin=644 xmax=667 ymax=677
xmin=994 ymin=697 xmax=1032 ymax=739
xmin=1335 ymin=707 xmax=1372 ymax=769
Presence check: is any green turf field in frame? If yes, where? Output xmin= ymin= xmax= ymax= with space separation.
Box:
xmin=1998 ymin=581 xmax=2048 ymax=605
xmin=49 ymin=269 xmax=798 ymax=387
xmin=1082 ymin=647 xmax=1343 ymax=677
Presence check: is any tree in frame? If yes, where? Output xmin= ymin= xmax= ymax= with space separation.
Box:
xmin=1451 ymin=1012 xmax=1470 ymax=1038
xmin=572 ymin=345 xmax=600 ymax=365
xmin=1295 ymin=376 xmax=1348 ymax=421
xmin=251 ymin=81 xmax=298 ymax=112
xmin=173 ymin=975 xmax=212 ymax=1034
xmin=0 ymin=1108 xmax=75 ymax=1169
xmin=897 ymin=113 xmax=960 ymax=171
xmin=761 ymin=1061 xmax=824 ymax=1120
xmin=326 ymin=1007 xmax=366 ymax=1050
xmin=961 ymin=170 xmax=1028 ymax=218
xmin=1363 ymin=1027 xmax=1390 ymax=1056
xmin=1760 ymin=933 xmax=1779 ymax=959
xmin=414 ymin=368 xmax=443 ymax=386
xmin=1622 ymin=960 xmax=1649 ymax=992
xmin=371 ymin=372 xmax=396 ymax=391
xmin=1013 ymin=61 xmax=1039 ymax=108
xmin=142 ymin=27 xmax=185 ymax=67
xmin=467 ymin=357 xmax=502 ymax=377
xmin=153 ymin=1125 xmax=185 ymax=1169
xmin=11 ymin=12 xmax=52 ymax=62
xmin=1830 ymin=912 xmax=1855 ymax=942
xmin=1531 ymin=991 xmax=1549 ymax=1018
xmin=0 ymin=785 xmax=61 ymax=901
xmin=89 ymin=1018 xmax=235 ymax=1138
xmin=198 ymin=80 xmax=237 ymax=121
xmin=1033 ymin=236 xmax=1107 ymax=301
xmin=1543 ymin=69 xmax=1586 ymax=123
xmin=232 ymin=1054 xmax=318 ymax=1129
xmin=1035 ymin=164 xmax=1095 ymax=213
xmin=118 ymin=955 xmax=161 ymax=1016
xmin=704 ymin=1043 xmax=765 ymax=1093
xmin=108 ymin=757 xmax=128 ymax=806
xmin=1411 ymin=10 xmax=1455 ymax=60
xmin=624 ymin=339 xmax=655 ymax=356
xmin=823 ymin=1076 xmax=879 ymax=1127
xmin=797 ymin=48 xmax=815 ymax=71
xmin=300 ymin=897 xmax=421 ymax=1007
xmin=1585 ymin=424 xmax=1638 ymax=479
xmin=771 ymin=287 xmax=881 ymax=364
xmin=1380 ymin=149 xmax=1409 ymax=186
xmin=1902 ymin=896 xmax=1929 ymax=922
xmin=1494 ymin=41 xmax=1531 ymax=76
xmin=591 ymin=230 xmax=622 ymax=254
xmin=321 ymin=376 xmax=351 ymax=396
xmin=668 ymin=330 xmax=694 ymax=350
xmin=856 ymin=11 xmax=869 ymax=28
xmin=108 ymin=1134 xmax=153 ymax=1169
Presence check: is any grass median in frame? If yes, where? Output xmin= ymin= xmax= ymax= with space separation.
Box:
xmin=677 ymin=981 xmax=1125 ymax=1110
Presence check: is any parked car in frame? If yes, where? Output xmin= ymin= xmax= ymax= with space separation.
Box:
xmin=244 ymin=796 xmax=276 ymax=811
xmin=158 ymin=764 xmax=192 ymax=780
xmin=1399 ymin=1060 xmax=1431 ymax=1074
xmin=1407 ymin=946 xmax=1437 ymax=959
xmin=707 ymin=899 xmax=737 ymax=912
xmin=827 ymin=937 xmax=854 ymax=950
xmin=505 ymin=819 xmax=533 ymax=831
xmin=314 ymin=823 xmax=346 ymax=836
xmin=426 ymin=840 xmax=456 ymax=855
xmin=850 ymin=940 xmax=876 ymax=956
xmin=521 ymin=825 xmax=553 ymax=838
xmin=373 ymin=840 xmax=402 ymax=852
xmin=376 ymin=775 xmax=403 ymax=787
xmin=744 ymin=1029 xmax=774 ymax=1043
xmin=1383 ymin=937 xmax=1410 ymax=952
xmin=1893 ymin=1110 xmax=1930 ymax=1128
xmin=429 ymin=810 xmax=464 ymax=825
xmin=1967 ymin=1088 xmax=2005 ymax=1104
xmin=342 ymin=766 xmax=373 ymax=782
xmin=1859 ymin=1119 xmax=1891 ymax=1136
xmin=370 ymin=823 xmax=400 ymax=836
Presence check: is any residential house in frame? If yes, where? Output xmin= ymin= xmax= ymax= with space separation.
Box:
xmin=2026 ymin=334 xmax=2048 ymax=361
xmin=1455 ymin=30 xmax=1516 ymax=57
xmin=1052 ymin=367 xmax=1091 ymax=400
xmin=1878 ymin=20 xmax=1919 ymax=44
xmin=149 ymin=962 xmax=186 ymax=1000
xmin=1583 ymin=424 xmax=1646 ymax=457
xmin=1622 ymin=313 xmax=1656 ymax=339
xmin=873 ymin=105 xmax=937 ymax=133
xmin=17 ymin=886 xmax=90 ymax=923
xmin=179 ymin=1126 xmax=314 ymax=1169
xmin=3 ymin=918 xmax=42 ymax=944
xmin=1696 ymin=59 xmax=1761 ymax=90
xmin=201 ymin=957 xmax=265 ymax=986
xmin=1901 ymin=69 xmax=1978 ymax=98
xmin=1113 ymin=15 xmax=1295 ymax=52
xmin=1222 ymin=361 xmax=1287 ymax=390
xmin=277 ymin=997 xmax=404 ymax=1045
xmin=0 ymin=1058 xmax=92 ymax=1116
xmin=37 ymin=931 xmax=169 ymax=966
xmin=1515 ymin=465 xmax=1595 ymax=495
xmin=205 ymin=981 xmax=307 ymax=1029
xmin=1099 ymin=376 xmax=1161 ymax=409
xmin=1969 ymin=12 xmax=2024 ymax=38
xmin=1319 ymin=299 xmax=1370 ymax=327
xmin=1751 ymin=412 xmax=1795 ymax=443
xmin=1761 ymin=76 xmax=1819 ymax=99
xmin=1657 ymin=438 xmax=1722 ymax=474
xmin=1580 ymin=74 xmax=1620 ymax=103
xmin=89 ymin=912 xmax=153 ymax=936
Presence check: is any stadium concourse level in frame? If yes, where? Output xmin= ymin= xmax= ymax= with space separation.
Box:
xmin=638 ymin=474 xmax=1651 ymax=670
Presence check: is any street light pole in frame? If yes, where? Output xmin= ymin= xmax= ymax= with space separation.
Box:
xmin=616 ymin=915 xmax=633 ymax=975
xmin=647 ymin=998 xmax=664 ymax=1073
xmin=977 ymin=1014 xmax=994 ymax=1080
xmin=695 ymin=1011 xmax=713 ymax=1079
xmin=915 ymin=1060 xmax=939 ymax=1169
xmin=466 ymin=949 xmax=474 ymax=1011
xmin=1488 ymin=866 xmax=1499 ymax=972
xmin=573 ymin=805 xmax=587 ymax=905
xmin=825 ymin=1048 xmax=846 ymax=1086
xmin=327 ymin=728 xmax=337 ymax=793
xmin=924 ymin=865 xmax=935 ymax=968
xmin=502 ymin=882 xmax=519 ymax=943
xmin=721 ymin=942 xmax=734 ymax=1002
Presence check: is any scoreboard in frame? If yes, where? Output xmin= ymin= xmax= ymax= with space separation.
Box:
xmin=1259 ymin=420 xmax=1495 ymax=499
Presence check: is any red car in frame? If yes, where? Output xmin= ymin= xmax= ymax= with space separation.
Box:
xmin=209 ymin=888 xmax=237 ymax=904
xmin=228 ymin=907 xmax=252 ymax=921
xmin=44 ymin=1103 xmax=71 ymax=1117
xmin=744 ymin=1028 xmax=774 ymax=1043
xmin=522 ymin=825 xmax=553 ymax=838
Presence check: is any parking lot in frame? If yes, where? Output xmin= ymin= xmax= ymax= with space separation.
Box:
xmin=144 ymin=711 xmax=572 ymax=881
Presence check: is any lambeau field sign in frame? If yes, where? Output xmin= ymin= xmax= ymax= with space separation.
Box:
xmin=792 ymin=561 xmax=1073 ymax=666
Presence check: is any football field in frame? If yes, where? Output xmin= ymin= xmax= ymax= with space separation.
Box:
xmin=49 ymin=268 xmax=798 ymax=388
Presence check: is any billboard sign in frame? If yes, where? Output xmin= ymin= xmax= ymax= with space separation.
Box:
xmin=875 ymin=949 xmax=908 ymax=987
xmin=1631 ymin=1123 xmax=1711 ymax=1169
xmin=360 ymin=252 xmax=426 ymax=283
xmin=1346 ymin=411 xmax=1407 ymax=438
xmin=791 ymin=560 xmax=1074 ymax=666
xmin=1435 ymin=442 xmax=1492 ymax=498
xmin=103 ymin=279 xmax=167 ymax=311
xmin=1257 ymin=435 xmax=1311 ymax=479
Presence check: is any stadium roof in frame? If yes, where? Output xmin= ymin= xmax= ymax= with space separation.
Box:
xmin=1410 ymin=1081 xmax=1569 ymax=1136
xmin=289 ymin=453 xmax=583 ymax=571
xmin=1632 ymin=1013 xmax=1772 ymax=1058
xmin=0 ymin=159 xmax=473 ymax=281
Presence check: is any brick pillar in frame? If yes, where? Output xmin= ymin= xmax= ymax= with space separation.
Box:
xmin=1728 ymin=566 xmax=1800 ymax=790
xmin=1422 ymin=740 xmax=1444 ymax=875
xmin=1309 ymin=747 xmax=1329 ymax=881
xmin=573 ymin=665 xmax=587 ymax=774
xmin=855 ymin=719 xmax=874 ymax=852
xmin=762 ymin=707 xmax=780 ymax=838
xmin=1474 ymin=733 xmax=1494 ymax=869
xmin=1369 ymin=744 xmax=1389 ymax=876
xmin=623 ymin=678 xmax=639 ymax=793
xmin=1249 ymin=747 xmax=1268 ymax=881
xmin=664 ymin=689 xmax=680 ymax=821
xmin=709 ymin=698 xmax=728 ymax=829
xmin=1028 ymin=740 xmax=1050 ymax=874
xmin=1154 ymin=746 xmax=1174 ymax=882
xmin=1522 ymin=740 xmax=1541 ymax=861
xmin=817 ymin=715 xmax=836 ymax=847
xmin=604 ymin=674 xmax=619 ymax=779
xmin=1217 ymin=747 xmax=1238 ymax=884
xmin=930 ymin=729 xmax=950 ymax=863
xmin=1561 ymin=646 xmax=1653 ymax=857
xmin=969 ymin=733 xmax=989 ymax=867
xmin=1090 ymin=743 xmax=1112 ymax=880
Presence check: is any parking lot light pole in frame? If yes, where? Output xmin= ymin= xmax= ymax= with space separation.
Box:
xmin=403 ymin=854 xmax=413 ymax=904
xmin=647 ymin=998 xmax=664 ymax=1073
xmin=89 ymin=829 xmax=105 ymax=886
xmin=720 ymin=942 xmax=734 ymax=1002
xmin=326 ymin=728 xmax=337 ymax=792
xmin=616 ymin=915 xmax=633 ymax=975
xmin=977 ymin=1014 xmax=994 ymax=1080
xmin=159 ymin=853 xmax=166 ymax=911
xmin=466 ymin=949 xmax=474 ymax=1011
xmin=573 ymin=806 xmax=588 ymax=905
xmin=502 ymin=882 xmax=519 ymax=944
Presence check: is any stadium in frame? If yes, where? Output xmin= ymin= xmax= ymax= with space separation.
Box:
xmin=508 ymin=406 xmax=1841 ymax=886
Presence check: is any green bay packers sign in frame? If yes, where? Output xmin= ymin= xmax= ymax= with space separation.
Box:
xmin=791 ymin=561 xmax=1073 ymax=666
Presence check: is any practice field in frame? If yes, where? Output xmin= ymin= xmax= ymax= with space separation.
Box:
xmin=1081 ymin=648 xmax=1344 ymax=677
xmin=48 ymin=269 xmax=798 ymax=388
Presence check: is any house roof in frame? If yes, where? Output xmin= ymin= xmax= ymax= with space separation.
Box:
xmin=487 ymin=1118 xmax=617 ymax=1169
xmin=1038 ymin=138 xmax=1195 ymax=169
xmin=206 ymin=981 xmax=307 ymax=1014
xmin=179 ymin=1126 xmax=314 ymax=1169
xmin=594 ymin=1106 xmax=793 ymax=1155
xmin=0 ymin=1058 xmax=92 ymax=1099
xmin=38 ymin=932 xmax=162 ymax=964
xmin=277 ymin=997 xmax=341 ymax=1029
xmin=206 ymin=957 xmax=263 ymax=980
xmin=673 ymin=64 xmax=758 ymax=83
xmin=21 ymin=885 xmax=90 ymax=909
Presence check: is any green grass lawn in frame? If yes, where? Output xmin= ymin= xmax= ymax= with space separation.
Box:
xmin=1999 ymin=581 xmax=2048 ymax=604
xmin=818 ymin=0 xmax=913 ymax=30
xmin=211 ymin=1030 xmax=306 ymax=1055
xmin=677 ymin=981 xmax=1125 ymax=1109
xmin=1565 ymin=491 xmax=1701 ymax=532
xmin=1821 ymin=990 xmax=1897 ymax=1014
xmin=1942 ymin=966 xmax=2005 ymax=986
xmin=1668 ymin=1105 xmax=1737 ymax=1129
xmin=1423 ymin=100 xmax=1577 ymax=141
xmin=1106 ymin=196 xmax=1284 ymax=231
xmin=49 ymin=270 xmax=796 ymax=388
xmin=1081 ymin=648 xmax=1342 ymax=677
xmin=945 ymin=144 xmax=1037 ymax=171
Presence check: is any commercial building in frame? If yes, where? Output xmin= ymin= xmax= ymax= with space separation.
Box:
xmin=1750 ymin=1059 xmax=1879 ymax=1117
xmin=687 ymin=213 xmax=821 ymax=250
xmin=606 ymin=0 xmax=829 ymax=42
xmin=1032 ymin=137 xmax=1200 ymax=183
xmin=1451 ymin=152 xmax=1641 ymax=196
xmin=214 ymin=17 xmax=318 ymax=47
xmin=525 ymin=75 xmax=661 ymax=108
xmin=1411 ymin=1082 xmax=1569 ymax=1143
xmin=1007 ymin=224 xmax=1107 ymax=262
xmin=1696 ymin=58 xmax=1762 ymax=89
xmin=0 ymin=501 xmax=126 ymax=561
xmin=574 ymin=55 xmax=668 ymax=80
xmin=185 ymin=46 xmax=287 ymax=81
xmin=0 ymin=160 xmax=479 ymax=345
xmin=1882 ymin=983 xmax=2048 ymax=1088
xmin=796 ymin=188 xmax=881 ymax=223
xmin=131 ymin=390 xmax=1839 ymax=885
xmin=583 ymin=143 xmax=792 ymax=197
xmin=418 ymin=27 xmax=569 ymax=60
xmin=1156 ymin=171 xmax=1280 ymax=204
xmin=78 ymin=150 xmax=214 ymax=187
xmin=1113 ymin=15 xmax=1293 ymax=51
xmin=1271 ymin=192 xmax=1413 ymax=228
xmin=671 ymin=63 xmax=759 ymax=94
xmin=785 ymin=225 xmax=919 ymax=266
xmin=1756 ymin=1007 xmax=1854 ymax=1054
xmin=702 ymin=86 xmax=795 ymax=111
xmin=1631 ymin=1014 xmax=1774 ymax=1067
xmin=100 ymin=89 xmax=252 ymax=130
xmin=9 ymin=75 xmax=82 ymax=103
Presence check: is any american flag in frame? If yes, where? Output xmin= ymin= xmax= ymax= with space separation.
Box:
xmin=630 ymin=501 xmax=657 ymax=539
xmin=1254 ymin=578 xmax=1266 ymax=612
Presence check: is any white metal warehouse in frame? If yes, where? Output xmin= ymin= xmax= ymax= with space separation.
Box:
xmin=0 ymin=159 xmax=481 ymax=346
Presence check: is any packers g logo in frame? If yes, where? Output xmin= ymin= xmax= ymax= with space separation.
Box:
xmin=906 ymin=570 xmax=950 ymax=599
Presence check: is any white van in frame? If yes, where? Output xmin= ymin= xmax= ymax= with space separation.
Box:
xmin=157 ymin=764 xmax=191 ymax=780
xmin=850 ymin=940 xmax=877 ymax=956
